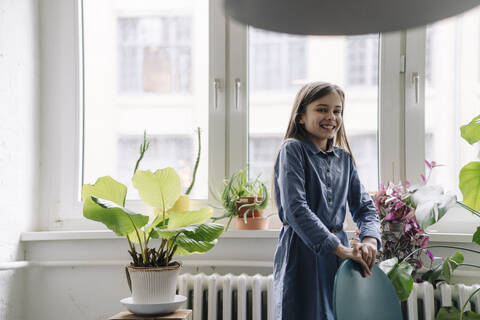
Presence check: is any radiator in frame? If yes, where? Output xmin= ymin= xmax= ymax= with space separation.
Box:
xmin=177 ymin=273 xmax=274 ymax=320
xmin=178 ymin=273 xmax=480 ymax=320
xmin=405 ymin=282 xmax=480 ymax=320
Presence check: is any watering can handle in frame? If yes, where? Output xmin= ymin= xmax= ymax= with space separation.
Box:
xmin=125 ymin=267 xmax=132 ymax=293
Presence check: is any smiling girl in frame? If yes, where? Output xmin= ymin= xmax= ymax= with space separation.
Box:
xmin=273 ymin=82 xmax=381 ymax=320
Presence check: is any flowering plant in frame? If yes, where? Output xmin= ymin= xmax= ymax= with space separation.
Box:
xmin=373 ymin=160 xmax=457 ymax=271
xmin=373 ymin=181 xmax=431 ymax=269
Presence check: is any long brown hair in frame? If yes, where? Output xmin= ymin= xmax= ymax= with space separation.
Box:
xmin=283 ymin=81 xmax=355 ymax=160
xmin=272 ymin=81 xmax=356 ymax=207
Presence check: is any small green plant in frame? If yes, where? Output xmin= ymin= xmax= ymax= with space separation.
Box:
xmin=82 ymin=130 xmax=223 ymax=267
xmin=379 ymin=246 xmax=480 ymax=302
xmin=211 ymin=168 xmax=269 ymax=231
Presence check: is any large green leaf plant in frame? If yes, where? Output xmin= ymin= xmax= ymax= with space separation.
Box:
xmin=82 ymin=131 xmax=223 ymax=267
xmin=459 ymin=114 xmax=480 ymax=245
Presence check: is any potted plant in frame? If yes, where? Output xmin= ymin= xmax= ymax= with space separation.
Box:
xmin=81 ymin=131 xmax=223 ymax=305
xmin=211 ymin=168 xmax=269 ymax=231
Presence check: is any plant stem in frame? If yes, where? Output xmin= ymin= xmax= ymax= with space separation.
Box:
xmin=133 ymin=130 xmax=150 ymax=175
xmin=185 ymin=127 xmax=201 ymax=195
xmin=143 ymin=230 xmax=147 ymax=251
xmin=161 ymin=194 xmax=166 ymax=227
xmin=460 ymin=288 xmax=480 ymax=320
xmin=456 ymin=201 xmax=480 ymax=219
xmin=225 ymin=215 xmax=233 ymax=231
xmin=166 ymin=239 xmax=170 ymax=266
xmin=458 ymin=263 xmax=480 ymax=269
xmin=127 ymin=215 xmax=145 ymax=263
xmin=167 ymin=232 xmax=182 ymax=260
xmin=126 ymin=234 xmax=135 ymax=259
xmin=403 ymin=245 xmax=480 ymax=263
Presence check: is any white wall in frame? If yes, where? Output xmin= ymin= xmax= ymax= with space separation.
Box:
xmin=20 ymin=232 xmax=480 ymax=320
xmin=23 ymin=232 xmax=275 ymax=320
xmin=0 ymin=0 xmax=39 ymax=319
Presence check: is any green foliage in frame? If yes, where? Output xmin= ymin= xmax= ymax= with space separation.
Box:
xmin=422 ymin=252 xmax=464 ymax=287
xmin=82 ymin=177 xmax=148 ymax=236
xmin=185 ymin=127 xmax=201 ymax=195
xmin=473 ymin=227 xmax=480 ymax=246
xmin=436 ymin=307 xmax=480 ymax=320
xmin=379 ymin=258 xmax=413 ymax=301
xmin=133 ymin=130 xmax=150 ymax=174
xmin=409 ymin=184 xmax=457 ymax=230
xmin=436 ymin=288 xmax=480 ymax=319
xmin=82 ymin=132 xmax=223 ymax=267
xmin=212 ymin=168 xmax=269 ymax=230
xmin=132 ymin=168 xmax=181 ymax=210
xmin=459 ymin=162 xmax=480 ymax=212
xmin=459 ymin=114 xmax=480 ymax=244
xmin=460 ymin=115 xmax=480 ymax=145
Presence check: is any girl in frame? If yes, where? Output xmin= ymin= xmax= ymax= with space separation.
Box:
xmin=273 ymin=82 xmax=381 ymax=320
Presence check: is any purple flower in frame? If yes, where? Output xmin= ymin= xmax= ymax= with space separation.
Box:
xmin=419 ymin=236 xmax=429 ymax=248
xmin=426 ymin=249 xmax=435 ymax=260
xmin=384 ymin=213 xmax=397 ymax=221
xmin=425 ymin=160 xmax=432 ymax=169
xmin=420 ymin=174 xmax=426 ymax=183
xmin=395 ymin=201 xmax=404 ymax=210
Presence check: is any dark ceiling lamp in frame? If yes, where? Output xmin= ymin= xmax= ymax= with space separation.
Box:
xmin=224 ymin=0 xmax=480 ymax=35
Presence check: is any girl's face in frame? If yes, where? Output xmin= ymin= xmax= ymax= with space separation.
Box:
xmin=299 ymin=92 xmax=343 ymax=151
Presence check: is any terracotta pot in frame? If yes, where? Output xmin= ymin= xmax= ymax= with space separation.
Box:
xmin=235 ymin=216 xmax=269 ymax=230
xmin=125 ymin=261 xmax=182 ymax=304
xmin=235 ymin=196 xmax=263 ymax=218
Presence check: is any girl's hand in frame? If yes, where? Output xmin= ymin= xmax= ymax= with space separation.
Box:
xmin=360 ymin=237 xmax=377 ymax=271
xmin=333 ymin=244 xmax=371 ymax=277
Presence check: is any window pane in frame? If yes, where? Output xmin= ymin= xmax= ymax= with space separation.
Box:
xmin=425 ymin=7 xmax=480 ymax=198
xmin=248 ymin=28 xmax=379 ymax=192
xmin=83 ymin=0 xmax=209 ymax=200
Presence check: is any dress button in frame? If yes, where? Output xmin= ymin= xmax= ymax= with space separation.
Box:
xmin=326 ymin=168 xmax=330 ymax=173
xmin=327 ymin=183 xmax=331 ymax=188
xmin=328 ymin=197 xmax=332 ymax=203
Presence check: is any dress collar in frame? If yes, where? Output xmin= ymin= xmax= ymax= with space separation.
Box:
xmin=303 ymin=138 xmax=340 ymax=158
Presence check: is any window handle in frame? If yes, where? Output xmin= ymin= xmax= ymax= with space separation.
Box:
xmin=412 ymin=72 xmax=420 ymax=104
xmin=235 ymin=79 xmax=241 ymax=110
xmin=213 ymin=79 xmax=220 ymax=111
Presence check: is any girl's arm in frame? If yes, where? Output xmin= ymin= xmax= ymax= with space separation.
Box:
xmin=346 ymin=155 xmax=381 ymax=250
xmin=346 ymin=155 xmax=381 ymax=271
xmin=276 ymin=140 xmax=341 ymax=256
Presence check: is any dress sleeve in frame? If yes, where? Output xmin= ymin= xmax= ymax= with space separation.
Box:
xmin=276 ymin=141 xmax=340 ymax=255
xmin=346 ymin=155 xmax=382 ymax=250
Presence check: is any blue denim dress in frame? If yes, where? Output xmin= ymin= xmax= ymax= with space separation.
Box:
xmin=273 ymin=138 xmax=381 ymax=320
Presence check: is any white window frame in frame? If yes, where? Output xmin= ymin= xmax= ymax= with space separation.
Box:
xmin=38 ymin=0 xmax=476 ymax=235
xmin=39 ymin=0 xmax=227 ymax=230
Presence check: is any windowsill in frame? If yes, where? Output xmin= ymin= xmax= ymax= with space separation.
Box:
xmin=20 ymin=229 xmax=474 ymax=243
xmin=20 ymin=229 xmax=282 ymax=241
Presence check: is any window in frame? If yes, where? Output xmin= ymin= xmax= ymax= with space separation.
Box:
xmin=117 ymin=17 xmax=192 ymax=94
xmin=82 ymin=0 xmax=209 ymax=202
xmin=249 ymin=29 xmax=306 ymax=92
xmin=248 ymin=27 xmax=380 ymax=193
xmin=422 ymin=6 xmax=480 ymax=233
xmin=346 ymin=35 xmax=379 ymax=87
xmin=41 ymin=0 xmax=476 ymax=235
xmin=117 ymin=135 xmax=194 ymax=200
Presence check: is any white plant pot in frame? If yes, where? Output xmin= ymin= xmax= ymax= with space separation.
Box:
xmin=126 ymin=262 xmax=182 ymax=304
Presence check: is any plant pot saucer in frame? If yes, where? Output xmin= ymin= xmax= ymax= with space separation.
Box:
xmin=120 ymin=295 xmax=187 ymax=316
